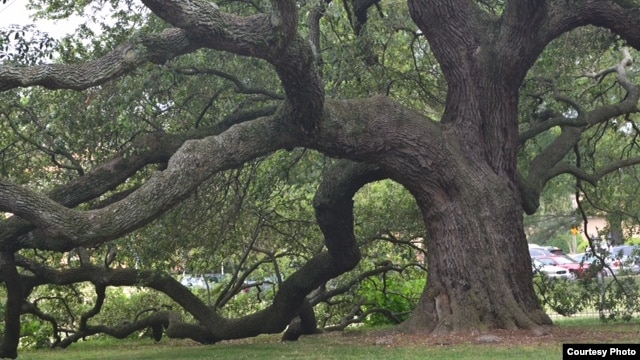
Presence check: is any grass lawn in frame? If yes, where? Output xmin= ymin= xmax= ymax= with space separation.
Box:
xmin=17 ymin=339 xmax=557 ymax=360
xmin=18 ymin=318 xmax=640 ymax=360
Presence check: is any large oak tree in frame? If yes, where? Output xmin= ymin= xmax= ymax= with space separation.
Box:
xmin=2 ymin=0 xmax=640 ymax=357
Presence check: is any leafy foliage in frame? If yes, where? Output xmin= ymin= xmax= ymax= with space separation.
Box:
xmin=0 ymin=25 xmax=57 ymax=65
xmin=359 ymin=275 xmax=424 ymax=326
xmin=534 ymin=274 xmax=640 ymax=322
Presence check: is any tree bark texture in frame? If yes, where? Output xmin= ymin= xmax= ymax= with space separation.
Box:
xmin=0 ymin=252 xmax=21 ymax=359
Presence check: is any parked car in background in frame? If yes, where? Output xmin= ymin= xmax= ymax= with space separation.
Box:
xmin=532 ymin=259 xmax=572 ymax=279
xmin=570 ymin=252 xmax=609 ymax=276
xmin=536 ymin=255 xmax=591 ymax=278
xmin=571 ymin=245 xmax=640 ymax=276
xmin=569 ymin=252 xmax=587 ymax=263
xmin=528 ymin=244 xmax=566 ymax=258
xmin=606 ymin=245 xmax=640 ymax=275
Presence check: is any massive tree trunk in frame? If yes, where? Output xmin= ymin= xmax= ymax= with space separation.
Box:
xmin=391 ymin=0 xmax=549 ymax=331
xmin=311 ymin=91 xmax=552 ymax=331
xmin=401 ymin=160 xmax=550 ymax=332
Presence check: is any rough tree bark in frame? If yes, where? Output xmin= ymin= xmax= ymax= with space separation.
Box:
xmin=2 ymin=0 xmax=640 ymax=356
xmin=0 ymin=252 xmax=21 ymax=359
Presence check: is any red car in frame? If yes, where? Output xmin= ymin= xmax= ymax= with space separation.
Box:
xmin=536 ymin=255 xmax=591 ymax=278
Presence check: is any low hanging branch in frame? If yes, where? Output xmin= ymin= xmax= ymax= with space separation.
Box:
xmin=0 ymin=103 xmax=279 ymax=248
xmin=3 ymin=159 xmax=392 ymax=346
xmin=0 ymin=114 xmax=298 ymax=251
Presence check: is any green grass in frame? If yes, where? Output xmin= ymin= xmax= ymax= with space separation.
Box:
xmin=18 ymin=320 xmax=640 ymax=360
xmin=553 ymin=316 xmax=640 ymax=331
xmin=19 ymin=339 xmax=559 ymax=360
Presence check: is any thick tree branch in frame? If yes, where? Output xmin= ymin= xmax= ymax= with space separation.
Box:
xmin=140 ymin=0 xmax=324 ymax=135
xmin=140 ymin=0 xmax=283 ymax=59
xmin=0 ymin=28 xmax=198 ymax=92
xmin=407 ymin=0 xmax=483 ymax=84
xmin=57 ymin=310 xmax=187 ymax=348
xmin=1 ymin=114 xmax=298 ymax=251
xmin=14 ymin=257 xmax=224 ymax=345
xmin=497 ymin=1 xmax=548 ymax=77
xmin=0 ymin=107 xmax=278 ymax=251
xmin=2 ymin=95 xmax=440 ymax=252
xmin=9 ymin=155 xmax=390 ymax=345
xmin=545 ymin=0 xmax=640 ymax=51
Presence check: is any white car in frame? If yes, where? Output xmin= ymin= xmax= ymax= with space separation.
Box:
xmin=532 ymin=259 xmax=572 ymax=279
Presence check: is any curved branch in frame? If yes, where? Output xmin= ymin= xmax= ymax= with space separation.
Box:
xmin=11 ymin=154 xmax=390 ymax=344
xmin=56 ymin=310 xmax=210 ymax=347
xmin=0 ymin=28 xmax=198 ymax=92
xmin=3 ymin=95 xmax=437 ymax=252
xmin=546 ymin=156 xmax=640 ymax=186
xmin=0 ymin=114 xmax=297 ymax=250
xmin=552 ymin=1 xmax=640 ymax=50
xmin=171 ymin=66 xmax=284 ymax=99
xmin=0 ymin=106 xmax=276 ymax=251
xmin=140 ymin=0 xmax=323 ymax=135
xmin=140 ymin=0 xmax=289 ymax=59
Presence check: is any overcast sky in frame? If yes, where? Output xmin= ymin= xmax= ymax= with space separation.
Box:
xmin=0 ymin=0 xmax=85 ymax=38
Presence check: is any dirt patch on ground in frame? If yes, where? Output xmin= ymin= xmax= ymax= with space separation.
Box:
xmin=215 ymin=323 xmax=640 ymax=348
xmin=318 ymin=325 xmax=640 ymax=347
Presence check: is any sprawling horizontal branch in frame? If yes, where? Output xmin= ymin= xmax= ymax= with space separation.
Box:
xmin=2 ymin=94 xmax=440 ymax=348
xmin=1 ymin=114 xmax=298 ymax=250
xmin=9 ymin=156 xmax=391 ymax=344
xmin=0 ymin=28 xmax=198 ymax=92
xmin=0 ymin=107 xmax=277 ymax=251
xmin=2 ymin=95 xmax=441 ymax=252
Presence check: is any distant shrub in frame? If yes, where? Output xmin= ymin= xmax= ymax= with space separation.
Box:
xmin=359 ymin=276 xmax=424 ymax=326
xmin=534 ymin=273 xmax=640 ymax=322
